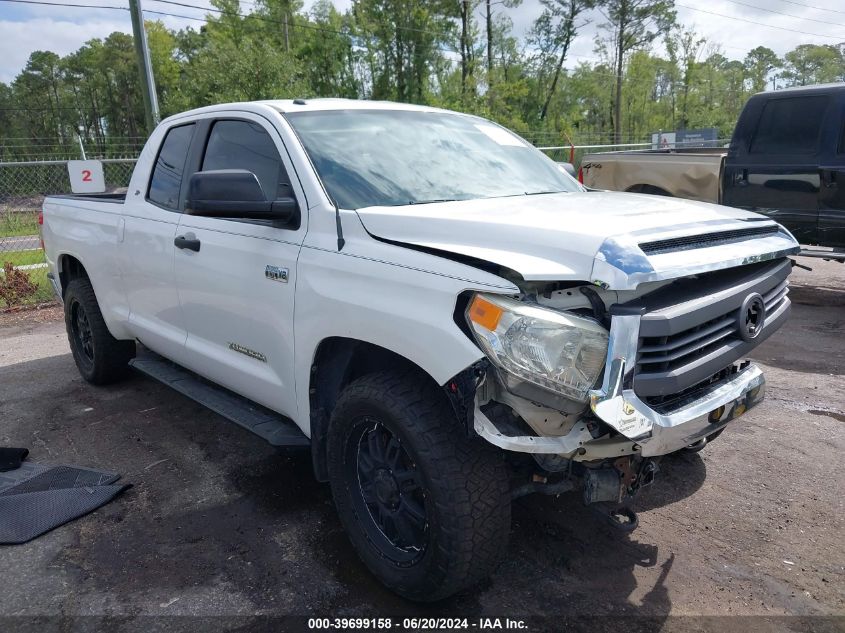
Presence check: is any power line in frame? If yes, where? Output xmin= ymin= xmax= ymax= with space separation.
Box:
xmin=722 ymin=0 xmax=845 ymax=29
xmin=0 ymin=0 xmax=125 ymax=9
xmin=774 ymin=0 xmax=845 ymax=17
xmin=676 ymin=2 xmax=845 ymax=41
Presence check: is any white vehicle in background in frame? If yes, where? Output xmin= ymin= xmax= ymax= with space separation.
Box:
xmin=41 ymin=99 xmax=799 ymax=601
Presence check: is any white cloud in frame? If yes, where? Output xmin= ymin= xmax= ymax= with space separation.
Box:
xmin=0 ymin=17 xmax=132 ymax=83
xmin=1 ymin=0 xmax=843 ymax=84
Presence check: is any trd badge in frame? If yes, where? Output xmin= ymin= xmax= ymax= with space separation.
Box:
xmin=265 ymin=265 xmax=289 ymax=283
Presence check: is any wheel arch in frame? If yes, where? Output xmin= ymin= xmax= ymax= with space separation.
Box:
xmin=308 ymin=337 xmax=471 ymax=482
xmin=57 ymin=253 xmax=89 ymax=297
xmin=625 ymin=184 xmax=673 ymax=196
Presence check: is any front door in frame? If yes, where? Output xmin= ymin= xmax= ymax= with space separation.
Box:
xmin=173 ymin=115 xmax=307 ymax=419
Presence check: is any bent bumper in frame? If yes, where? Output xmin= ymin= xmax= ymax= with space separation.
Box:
xmin=588 ymin=310 xmax=768 ymax=456
xmin=591 ymin=360 xmax=765 ymax=456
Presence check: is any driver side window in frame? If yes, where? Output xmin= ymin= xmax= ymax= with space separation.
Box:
xmin=201 ymin=120 xmax=293 ymax=200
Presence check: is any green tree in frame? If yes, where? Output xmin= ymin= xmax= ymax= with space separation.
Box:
xmin=781 ymin=44 xmax=845 ymax=87
xmin=352 ymin=0 xmax=455 ymax=102
xmin=596 ymin=0 xmax=676 ymax=142
xmin=530 ymin=0 xmax=597 ymax=121
xmin=743 ymin=46 xmax=780 ymax=93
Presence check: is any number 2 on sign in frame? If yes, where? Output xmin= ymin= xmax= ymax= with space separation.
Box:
xmin=82 ymin=170 xmax=92 ymax=182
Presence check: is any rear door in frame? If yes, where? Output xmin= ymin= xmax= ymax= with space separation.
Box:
xmin=723 ymin=94 xmax=830 ymax=244
xmin=173 ymin=113 xmax=307 ymax=418
xmin=120 ymin=122 xmax=195 ymax=359
xmin=818 ymin=99 xmax=845 ymax=249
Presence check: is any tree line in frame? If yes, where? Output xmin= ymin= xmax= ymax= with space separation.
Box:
xmin=1 ymin=0 xmax=844 ymax=160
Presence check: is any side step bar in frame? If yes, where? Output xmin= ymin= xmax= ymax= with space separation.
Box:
xmin=129 ymin=351 xmax=309 ymax=448
xmin=799 ymin=247 xmax=845 ymax=262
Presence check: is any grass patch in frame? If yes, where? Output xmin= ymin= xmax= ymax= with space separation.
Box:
xmin=1 ymin=249 xmax=45 ymax=268
xmin=0 ymin=210 xmax=40 ymax=238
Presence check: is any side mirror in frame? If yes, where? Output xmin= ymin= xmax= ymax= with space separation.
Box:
xmin=186 ymin=169 xmax=300 ymax=227
xmin=556 ymin=162 xmax=577 ymax=178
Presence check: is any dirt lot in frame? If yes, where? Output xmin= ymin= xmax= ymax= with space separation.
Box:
xmin=0 ymin=259 xmax=843 ymax=632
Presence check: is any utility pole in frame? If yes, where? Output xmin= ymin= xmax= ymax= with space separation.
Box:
xmin=129 ymin=0 xmax=160 ymax=134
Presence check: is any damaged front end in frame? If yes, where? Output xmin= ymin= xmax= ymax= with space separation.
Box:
xmin=451 ymin=255 xmax=794 ymax=527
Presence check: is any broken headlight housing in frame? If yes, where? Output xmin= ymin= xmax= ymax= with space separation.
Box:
xmin=466 ymin=293 xmax=609 ymax=403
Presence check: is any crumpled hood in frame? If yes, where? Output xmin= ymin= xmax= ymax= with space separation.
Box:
xmin=355 ymin=191 xmax=799 ymax=290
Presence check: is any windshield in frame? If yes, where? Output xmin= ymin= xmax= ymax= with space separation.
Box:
xmin=285 ymin=109 xmax=581 ymax=209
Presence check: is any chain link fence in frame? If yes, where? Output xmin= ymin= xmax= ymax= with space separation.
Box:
xmin=0 ymin=158 xmax=136 ymax=308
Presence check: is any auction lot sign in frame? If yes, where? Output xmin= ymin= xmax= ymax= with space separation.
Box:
xmin=651 ymin=128 xmax=718 ymax=149
xmin=67 ymin=159 xmax=106 ymax=194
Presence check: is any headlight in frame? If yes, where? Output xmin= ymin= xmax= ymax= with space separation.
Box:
xmin=466 ymin=293 xmax=609 ymax=403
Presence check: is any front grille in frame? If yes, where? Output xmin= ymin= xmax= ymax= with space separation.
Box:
xmin=637 ymin=277 xmax=788 ymax=373
xmin=639 ymin=225 xmax=780 ymax=255
xmin=626 ymin=258 xmax=792 ymax=397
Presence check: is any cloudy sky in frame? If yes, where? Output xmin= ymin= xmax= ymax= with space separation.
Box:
xmin=0 ymin=0 xmax=844 ymax=84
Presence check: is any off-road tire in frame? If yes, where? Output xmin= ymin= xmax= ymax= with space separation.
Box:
xmin=64 ymin=277 xmax=135 ymax=385
xmin=327 ymin=370 xmax=511 ymax=601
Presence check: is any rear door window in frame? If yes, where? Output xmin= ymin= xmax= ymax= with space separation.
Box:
xmin=147 ymin=123 xmax=195 ymax=210
xmin=201 ymin=120 xmax=292 ymax=201
xmin=750 ymin=96 xmax=829 ymax=155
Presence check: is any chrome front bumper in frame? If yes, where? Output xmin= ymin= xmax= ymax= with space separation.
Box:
xmin=589 ymin=314 xmax=765 ymax=456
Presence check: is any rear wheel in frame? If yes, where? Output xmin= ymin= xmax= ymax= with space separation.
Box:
xmin=64 ymin=277 xmax=135 ymax=385
xmin=327 ymin=371 xmax=511 ymax=601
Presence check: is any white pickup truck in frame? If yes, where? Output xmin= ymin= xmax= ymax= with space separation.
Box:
xmin=41 ymin=99 xmax=800 ymax=601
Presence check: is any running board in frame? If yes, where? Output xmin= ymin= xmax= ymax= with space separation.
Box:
xmin=129 ymin=351 xmax=309 ymax=447
xmin=799 ymin=247 xmax=845 ymax=262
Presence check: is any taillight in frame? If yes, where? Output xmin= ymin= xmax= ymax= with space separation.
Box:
xmin=38 ymin=211 xmax=44 ymax=250
xmin=577 ymin=167 xmax=584 ymax=184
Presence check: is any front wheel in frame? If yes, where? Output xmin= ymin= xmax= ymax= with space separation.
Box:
xmin=64 ymin=277 xmax=135 ymax=385
xmin=327 ymin=371 xmax=511 ymax=601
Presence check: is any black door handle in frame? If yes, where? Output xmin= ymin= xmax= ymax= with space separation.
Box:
xmin=174 ymin=235 xmax=201 ymax=252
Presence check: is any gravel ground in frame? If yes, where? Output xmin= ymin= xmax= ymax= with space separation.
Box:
xmin=0 ymin=258 xmax=842 ymax=632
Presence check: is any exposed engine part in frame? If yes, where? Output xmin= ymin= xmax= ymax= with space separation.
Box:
xmin=511 ymin=476 xmax=576 ymax=499
xmin=532 ymin=453 xmax=571 ymax=472
xmin=614 ymin=456 xmax=637 ymax=488
xmin=474 ymin=368 xmax=585 ymax=436
xmin=638 ymin=460 xmax=659 ymax=489
xmin=579 ymin=286 xmax=611 ymax=328
xmin=583 ymin=468 xmax=624 ymax=505
xmin=496 ymin=387 xmax=580 ymax=436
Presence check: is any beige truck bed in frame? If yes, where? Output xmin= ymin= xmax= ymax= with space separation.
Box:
xmin=579 ymin=148 xmax=727 ymax=203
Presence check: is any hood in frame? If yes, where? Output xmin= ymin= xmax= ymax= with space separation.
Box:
xmin=355 ymin=191 xmax=800 ymax=290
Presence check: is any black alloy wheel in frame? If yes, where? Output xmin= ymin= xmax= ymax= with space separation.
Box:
xmin=69 ymin=297 xmax=94 ymax=368
xmin=349 ymin=418 xmax=428 ymax=564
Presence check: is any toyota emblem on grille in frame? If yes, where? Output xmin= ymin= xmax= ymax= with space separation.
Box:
xmin=737 ymin=292 xmax=766 ymax=342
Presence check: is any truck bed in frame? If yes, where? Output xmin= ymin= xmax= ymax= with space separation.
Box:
xmin=580 ymin=149 xmax=726 ymax=203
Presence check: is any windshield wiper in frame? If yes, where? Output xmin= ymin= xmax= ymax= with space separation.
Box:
xmin=408 ymin=198 xmax=458 ymax=205
xmin=524 ymin=190 xmax=565 ymax=196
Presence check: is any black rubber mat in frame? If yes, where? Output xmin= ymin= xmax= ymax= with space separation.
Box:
xmin=0 ymin=462 xmax=130 ymax=544
xmin=0 ymin=447 xmax=28 ymax=472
